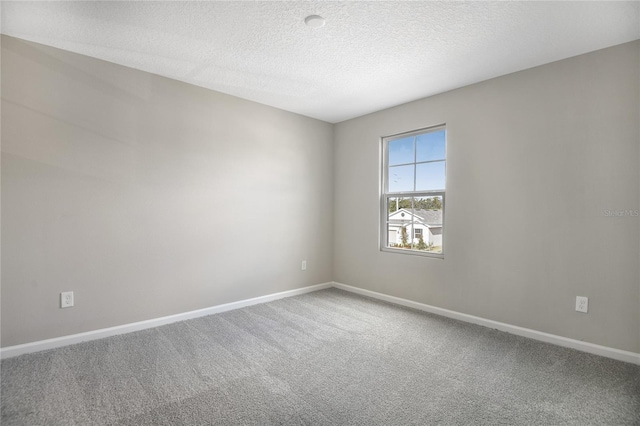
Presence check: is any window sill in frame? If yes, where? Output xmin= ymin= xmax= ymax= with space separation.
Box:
xmin=380 ymin=246 xmax=444 ymax=259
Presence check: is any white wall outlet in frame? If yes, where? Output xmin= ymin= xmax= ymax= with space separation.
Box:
xmin=301 ymin=260 xmax=307 ymax=271
xmin=61 ymin=291 xmax=74 ymax=308
xmin=575 ymin=296 xmax=588 ymax=313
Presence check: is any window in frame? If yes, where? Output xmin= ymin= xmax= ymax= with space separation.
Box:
xmin=381 ymin=125 xmax=446 ymax=257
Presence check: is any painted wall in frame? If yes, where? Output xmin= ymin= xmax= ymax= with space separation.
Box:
xmin=334 ymin=41 xmax=640 ymax=353
xmin=1 ymin=36 xmax=334 ymax=347
xmin=2 ymin=35 xmax=638 ymax=355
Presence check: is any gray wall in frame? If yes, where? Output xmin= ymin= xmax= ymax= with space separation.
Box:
xmin=1 ymin=36 xmax=334 ymax=347
xmin=334 ymin=41 xmax=640 ymax=353
xmin=2 ymin=35 xmax=639 ymax=354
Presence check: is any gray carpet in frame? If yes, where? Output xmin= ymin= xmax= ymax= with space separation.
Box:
xmin=1 ymin=288 xmax=639 ymax=425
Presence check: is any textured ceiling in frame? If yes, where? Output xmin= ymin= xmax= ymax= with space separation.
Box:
xmin=2 ymin=1 xmax=639 ymax=123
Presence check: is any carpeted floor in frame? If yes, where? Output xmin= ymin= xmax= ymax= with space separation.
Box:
xmin=1 ymin=288 xmax=639 ymax=425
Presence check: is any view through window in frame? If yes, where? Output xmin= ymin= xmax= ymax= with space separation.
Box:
xmin=381 ymin=126 xmax=446 ymax=256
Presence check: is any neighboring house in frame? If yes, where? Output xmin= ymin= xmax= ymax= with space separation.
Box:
xmin=388 ymin=209 xmax=443 ymax=247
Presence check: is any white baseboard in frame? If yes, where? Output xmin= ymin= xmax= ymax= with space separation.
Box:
xmin=0 ymin=282 xmax=333 ymax=359
xmin=332 ymin=282 xmax=640 ymax=365
xmin=3 ymin=281 xmax=638 ymax=365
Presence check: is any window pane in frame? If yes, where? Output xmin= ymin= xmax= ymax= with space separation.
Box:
xmin=388 ymin=136 xmax=414 ymax=166
xmin=388 ymin=164 xmax=414 ymax=192
xmin=416 ymin=161 xmax=445 ymax=191
xmin=386 ymin=195 xmax=443 ymax=253
xmin=411 ymin=196 xmax=443 ymax=253
xmin=387 ymin=199 xmax=413 ymax=249
xmin=416 ymin=130 xmax=446 ymax=162
xmin=386 ymin=197 xmax=398 ymax=247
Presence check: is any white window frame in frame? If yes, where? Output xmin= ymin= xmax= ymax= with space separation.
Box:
xmin=380 ymin=125 xmax=446 ymax=258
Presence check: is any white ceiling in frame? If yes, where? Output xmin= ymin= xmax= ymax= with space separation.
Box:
xmin=2 ymin=1 xmax=639 ymax=123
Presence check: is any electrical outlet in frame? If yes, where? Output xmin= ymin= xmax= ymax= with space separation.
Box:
xmin=575 ymin=296 xmax=588 ymax=313
xmin=61 ymin=291 xmax=74 ymax=308
xmin=301 ymin=260 xmax=307 ymax=271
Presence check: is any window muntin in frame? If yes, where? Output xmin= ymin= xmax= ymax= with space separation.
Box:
xmin=382 ymin=126 xmax=446 ymax=257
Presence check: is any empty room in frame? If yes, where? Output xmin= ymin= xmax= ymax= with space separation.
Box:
xmin=1 ymin=1 xmax=639 ymax=425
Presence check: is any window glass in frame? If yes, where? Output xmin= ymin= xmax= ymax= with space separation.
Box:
xmin=388 ymin=136 xmax=415 ymax=166
xmin=382 ymin=126 xmax=446 ymax=257
xmin=416 ymin=130 xmax=446 ymax=162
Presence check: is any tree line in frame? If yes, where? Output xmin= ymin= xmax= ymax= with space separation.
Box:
xmin=389 ymin=197 xmax=442 ymax=213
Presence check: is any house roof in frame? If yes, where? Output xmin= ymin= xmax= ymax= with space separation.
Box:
xmin=389 ymin=209 xmax=442 ymax=227
xmin=412 ymin=210 xmax=443 ymax=227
